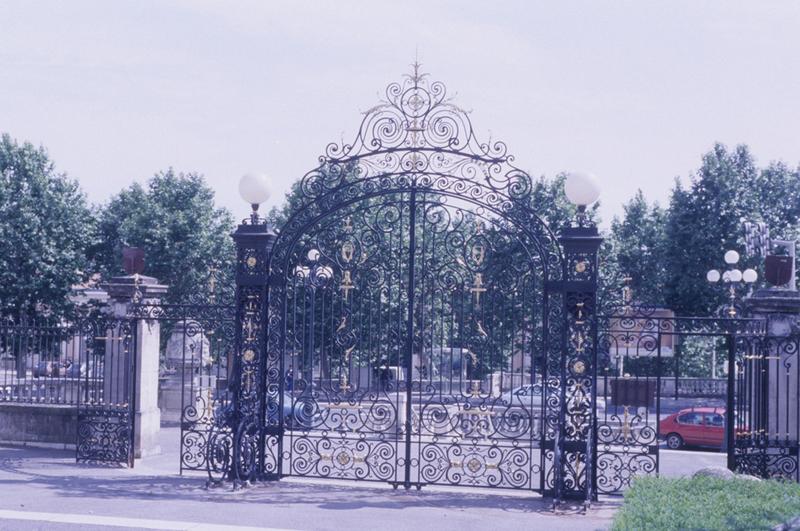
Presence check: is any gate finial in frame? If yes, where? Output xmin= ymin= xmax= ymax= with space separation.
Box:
xmin=411 ymin=47 xmax=422 ymax=87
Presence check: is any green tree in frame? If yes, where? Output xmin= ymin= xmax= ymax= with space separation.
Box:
xmin=0 ymin=134 xmax=93 ymax=318
xmin=751 ymin=160 xmax=800 ymax=261
xmin=659 ymin=143 xmax=800 ymax=315
xmin=527 ymin=174 xmax=585 ymax=230
xmin=92 ymin=169 xmax=236 ymax=305
xmin=608 ymin=190 xmax=667 ymax=306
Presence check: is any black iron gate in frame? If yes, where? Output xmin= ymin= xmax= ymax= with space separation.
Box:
xmin=269 ymin=190 xmax=556 ymax=490
xmin=208 ymin=67 xmax=603 ymax=496
xmin=595 ymin=304 xmax=769 ymax=495
xmin=191 ymin=68 xmax=800 ymax=500
xmin=732 ymin=334 xmax=800 ymax=481
xmin=76 ymin=316 xmax=137 ymax=466
xmin=129 ymin=301 xmax=236 ymax=474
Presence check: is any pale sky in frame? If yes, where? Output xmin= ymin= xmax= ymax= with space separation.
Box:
xmin=1 ymin=1 xmax=799 ymax=227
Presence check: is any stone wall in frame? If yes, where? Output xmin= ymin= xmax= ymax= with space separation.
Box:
xmin=0 ymin=403 xmax=76 ymax=449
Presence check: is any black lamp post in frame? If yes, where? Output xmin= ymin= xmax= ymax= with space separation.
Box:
xmin=224 ymin=173 xmax=275 ymax=485
xmin=554 ymin=171 xmax=603 ymax=503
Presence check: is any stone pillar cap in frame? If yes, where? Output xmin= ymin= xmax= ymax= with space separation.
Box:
xmin=103 ymin=274 xmax=169 ymax=301
xmin=745 ymin=287 xmax=800 ymax=314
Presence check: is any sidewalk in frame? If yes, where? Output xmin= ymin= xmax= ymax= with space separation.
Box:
xmin=0 ymin=428 xmax=620 ymax=531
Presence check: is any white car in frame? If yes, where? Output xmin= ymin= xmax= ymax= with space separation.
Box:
xmin=499 ymin=384 xmax=606 ymax=416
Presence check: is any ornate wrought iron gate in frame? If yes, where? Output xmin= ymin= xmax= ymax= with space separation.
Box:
xmin=130 ymin=301 xmax=236 ymax=474
xmin=76 ymin=316 xmax=137 ymax=466
xmin=269 ymin=190 xmax=556 ymax=490
xmin=207 ymin=67 xmax=608 ymax=498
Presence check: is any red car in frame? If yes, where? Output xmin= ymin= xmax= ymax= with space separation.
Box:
xmin=658 ymin=407 xmax=726 ymax=449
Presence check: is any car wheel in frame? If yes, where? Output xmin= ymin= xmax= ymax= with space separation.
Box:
xmin=666 ymin=433 xmax=683 ymax=450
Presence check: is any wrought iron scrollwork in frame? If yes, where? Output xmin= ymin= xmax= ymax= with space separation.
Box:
xmin=75 ymin=317 xmax=136 ymax=467
xmin=257 ymin=66 xmax=567 ymax=493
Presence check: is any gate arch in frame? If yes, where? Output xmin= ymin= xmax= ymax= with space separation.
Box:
xmin=260 ymin=68 xmax=569 ymax=492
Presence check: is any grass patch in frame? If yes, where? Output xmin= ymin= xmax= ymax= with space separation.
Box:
xmin=612 ymin=475 xmax=800 ymax=530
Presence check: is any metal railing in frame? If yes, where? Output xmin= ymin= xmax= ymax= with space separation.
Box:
xmin=0 ymin=317 xmax=117 ymax=406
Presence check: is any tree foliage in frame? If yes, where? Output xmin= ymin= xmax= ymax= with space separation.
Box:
xmin=605 ymin=143 xmax=800 ymax=377
xmin=0 ymin=134 xmax=93 ymax=318
xmin=608 ymin=190 xmax=667 ymax=306
xmin=661 ymin=144 xmax=800 ymax=315
xmin=91 ymin=169 xmax=236 ymax=305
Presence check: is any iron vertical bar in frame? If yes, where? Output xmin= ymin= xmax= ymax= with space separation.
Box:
xmin=179 ymin=318 xmax=188 ymax=475
xmin=725 ymin=334 xmax=736 ymax=471
xmin=655 ymin=329 xmax=662 ymax=477
xmin=308 ymin=290 xmax=315 ymax=389
xmin=540 ymin=289 xmax=548 ymax=493
xmin=404 ymin=187 xmax=417 ymax=489
xmin=674 ymin=338 xmax=680 ymax=401
xmin=259 ymin=262 xmax=274 ymax=480
xmin=128 ymin=320 xmax=138 ymax=468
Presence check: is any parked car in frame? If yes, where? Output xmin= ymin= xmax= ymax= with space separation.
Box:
xmin=499 ymin=384 xmax=606 ymax=415
xmin=265 ymin=393 xmax=321 ymax=430
xmin=659 ymin=407 xmax=727 ymax=449
xmin=500 ymin=384 xmax=543 ymax=407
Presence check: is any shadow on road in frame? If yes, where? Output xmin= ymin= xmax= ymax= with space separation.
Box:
xmin=0 ymin=445 xmax=615 ymax=519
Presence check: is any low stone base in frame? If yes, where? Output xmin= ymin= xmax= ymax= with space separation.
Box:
xmin=0 ymin=440 xmax=75 ymax=450
xmin=0 ymin=403 xmax=77 ymax=446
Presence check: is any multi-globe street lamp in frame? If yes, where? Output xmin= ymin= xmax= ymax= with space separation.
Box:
xmin=706 ymin=250 xmax=758 ymax=318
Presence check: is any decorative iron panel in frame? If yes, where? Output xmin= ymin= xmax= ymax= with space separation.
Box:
xmin=76 ymin=317 xmax=136 ymax=466
xmin=129 ymin=302 xmax=236 ymax=476
xmin=732 ymin=335 xmax=800 ymax=481
xmin=595 ymin=304 xmax=771 ymax=495
xmin=408 ymin=195 xmax=548 ymax=490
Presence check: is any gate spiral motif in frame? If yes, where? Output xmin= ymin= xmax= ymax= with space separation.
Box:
xmin=260 ymin=65 xmax=568 ymax=492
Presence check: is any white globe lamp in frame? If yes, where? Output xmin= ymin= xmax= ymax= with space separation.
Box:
xmin=742 ymin=268 xmax=758 ymax=284
xmin=564 ymin=172 xmax=601 ymax=207
xmin=706 ymin=269 xmax=721 ymax=283
xmin=724 ymin=250 xmax=740 ymax=265
xmin=239 ymin=173 xmax=271 ymax=220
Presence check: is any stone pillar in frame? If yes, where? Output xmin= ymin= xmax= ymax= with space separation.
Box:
xmin=744 ymin=288 xmax=800 ymax=447
xmin=489 ymin=371 xmax=503 ymax=397
xmin=396 ymin=392 xmax=408 ymax=440
xmin=104 ymin=274 xmax=168 ymax=458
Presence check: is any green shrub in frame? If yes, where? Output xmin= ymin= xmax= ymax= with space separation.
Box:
xmin=612 ymin=476 xmax=800 ymax=530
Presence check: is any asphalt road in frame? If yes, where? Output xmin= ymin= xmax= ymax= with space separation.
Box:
xmin=0 ymin=427 xmax=620 ymax=531
xmin=0 ymin=424 xmax=727 ymax=531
